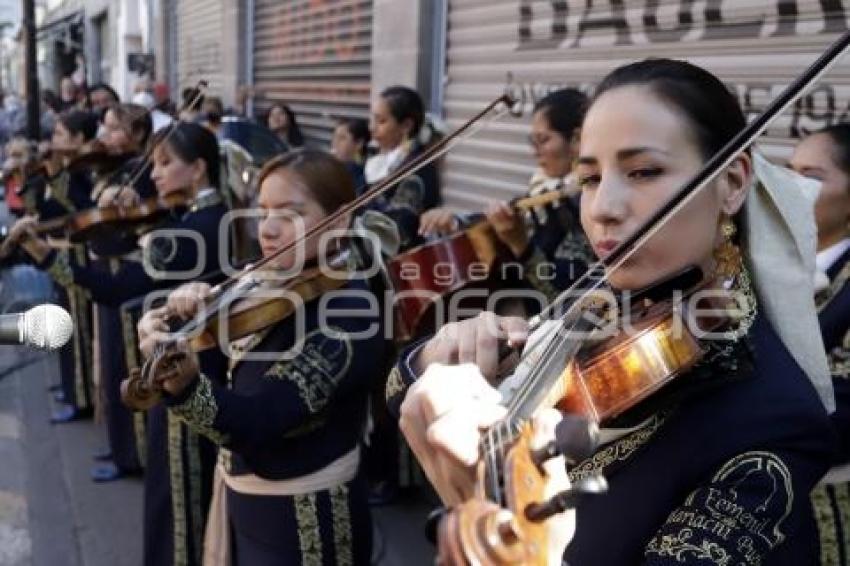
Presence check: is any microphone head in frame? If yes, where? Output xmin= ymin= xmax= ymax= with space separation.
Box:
xmin=23 ymin=304 xmax=73 ymax=351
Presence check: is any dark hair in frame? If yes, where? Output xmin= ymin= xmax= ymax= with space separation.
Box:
xmin=534 ymin=88 xmax=588 ymax=141
xmin=58 ymin=110 xmax=99 ymax=141
xmin=268 ymin=103 xmax=304 ymax=147
xmin=108 ymin=103 xmax=153 ymax=147
xmin=592 ymin=58 xmax=745 ymax=160
xmin=202 ymin=96 xmax=224 ymax=124
xmin=41 ymin=90 xmax=60 ymax=113
xmin=182 ymin=87 xmax=205 ymax=112
xmin=338 ymin=117 xmax=370 ymax=146
xmin=380 ymin=86 xmax=425 ymax=138
xmin=813 ymin=123 xmax=850 ymax=174
xmin=257 ymin=149 xmax=354 ymax=214
xmin=151 ymin=122 xmax=221 ymax=189
xmin=88 ymin=83 xmax=120 ymax=103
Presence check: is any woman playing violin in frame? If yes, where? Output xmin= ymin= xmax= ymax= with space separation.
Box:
xmin=791 ymin=124 xmax=850 ymax=565
xmin=19 ymin=109 xmax=99 ymax=219
xmin=390 ymin=59 xmax=835 ymax=564
xmin=365 ymin=86 xmax=441 ymax=249
xmin=420 ymin=88 xmax=592 ymax=304
xmin=2 ymin=111 xmax=102 ymax=424
xmin=137 ymin=149 xmax=383 ymax=565
xmin=11 ymin=121 xmax=230 ymax=566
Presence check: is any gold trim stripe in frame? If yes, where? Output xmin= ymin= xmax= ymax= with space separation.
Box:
xmin=294 ymin=493 xmax=323 ymax=566
xmin=330 ymin=484 xmax=354 ymax=566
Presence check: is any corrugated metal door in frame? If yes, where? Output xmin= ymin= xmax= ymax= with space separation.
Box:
xmin=442 ymin=0 xmax=850 ymax=211
xmin=177 ymin=0 xmax=225 ymax=96
xmin=253 ymin=0 xmax=374 ymax=146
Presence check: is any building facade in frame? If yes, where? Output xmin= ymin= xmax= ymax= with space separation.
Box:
xmin=19 ymin=1 xmax=850 ymax=209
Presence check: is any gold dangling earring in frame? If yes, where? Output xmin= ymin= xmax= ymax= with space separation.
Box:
xmin=713 ymin=215 xmax=743 ymax=283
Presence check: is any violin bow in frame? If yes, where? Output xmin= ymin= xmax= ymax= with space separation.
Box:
xmin=529 ymin=30 xmax=850 ymax=332
xmin=209 ymin=93 xmax=516 ymax=296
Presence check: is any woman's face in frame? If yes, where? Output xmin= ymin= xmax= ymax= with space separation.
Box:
xmin=789 ymin=133 xmax=850 ymax=250
xmin=101 ymin=110 xmax=134 ymax=153
xmin=530 ymin=109 xmax=574 ymax=178
xmin=331 ymin=124 xmax=360 ymax=162
xmin=578 ymin=86 xmax=749 ymax=290
xmin=268 ymin=106 xmax=288 ymax=132
xmin=150 ymin=144 xmax=203 ymax=197
xmin=370 ymin=98 xmax=408 ymax=152
xmin=257 ymin=169 xmax=330 ymax=270
xmin=52 ymin=121 xmax=82 ymax=148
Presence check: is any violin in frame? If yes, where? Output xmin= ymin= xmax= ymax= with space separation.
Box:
xmin=119 ymin=93 xmax=516 ymax=412
xmin=430 ymin=29 xmax=850 ymax=566
xmin=1 ymin=190 xmax=192 ymax=248
xmin=120 ymin=251 xmax=353 ymax=411
xmin=389 ymin=184 xmax=577 ymax=341
xmin=63 ymin=190 xmax=192 ymax=243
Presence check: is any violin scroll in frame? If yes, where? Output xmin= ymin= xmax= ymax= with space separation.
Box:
xmin=121 ymin=366 xmax=161 ymax=411
xmin=436 ymin=417 xmax=606 ymax=565
xmin=121 ymin=342 xmax=198 ymax=411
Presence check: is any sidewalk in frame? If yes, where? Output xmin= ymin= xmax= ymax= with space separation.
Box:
xmin=1 ymin=345 xmax=434 ymax=565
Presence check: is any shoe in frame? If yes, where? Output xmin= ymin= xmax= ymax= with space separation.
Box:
xmin=47 ymin=384 xmax=61 ymax=392
xmin=92 ymin=449 xmax=113 ymax=462
xmin=367 ymin=481 xmax=399 ymax=506
xmin=49 ymin=405 xmax=92 ymax=424
xmin=53 ymin=390 xmax=66 ymax=403
xmin=90 ymin=463 xmax=142 ymax=483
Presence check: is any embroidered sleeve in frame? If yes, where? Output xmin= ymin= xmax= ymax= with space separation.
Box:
xmin=45 ymin=171 xmax=75 ymax=213
xmin=45 ymin=249 xmax=75 ymax=288
xmin=170 ymin=373 xmax=229 ymax=445
xmin=522 ymin=246 xmax=563 ymax=303
xmin=645 ymin=451 xmax=795 ymax=564
xmin=385 ymin=339 xmax=428 ymax=418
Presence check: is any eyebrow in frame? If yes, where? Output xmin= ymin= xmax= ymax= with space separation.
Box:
xmin=577 ymin=146 xmax=672 ymax=165
xmin=260 ymin=200 xmax=307 ymax=211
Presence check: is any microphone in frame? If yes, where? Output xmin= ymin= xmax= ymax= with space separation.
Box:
xmin=0 ymin=304 xmax=74 ymax=351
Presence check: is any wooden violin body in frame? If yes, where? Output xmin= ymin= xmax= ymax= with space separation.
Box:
xmin=390 ymin=187 xmax=578 ymax=341
xmin=121 ymin=260 xmax=352 ymax=411
xmin=435 ymin=282 xmax=720 ymax=565
xmin=65 ymin=192 xmax=191 ymax=243
xmin=389 ymin=220 xmax=509 ymax=341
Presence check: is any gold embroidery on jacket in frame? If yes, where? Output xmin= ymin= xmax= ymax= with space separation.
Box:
xmin=385 ymin=366 xmax=405 ymax=405
xmin=647 ymin=451 xmax=794 ymax=565
xmin=168 ymin=413 xmax=188 ymax=566
xmin=265 ymin=327 xmax=353 ymax=414
xmin=47 ymin=249 xmax=74 ymax=287
xmin=645 ymin=529 xmax=731 ymax=564
xmin=812 ymin=484 xmax=840 ymax=565
xmin=187 ymin=427 xmax=204 ymax=565
xmin=171 ymin=374 xmax=228 ymax=445
xmin=568 ymin=414 xmax=667 ymax=482
xmin=294 ymin=493 xmax=323 ymax=566
xmin=330 ymin=484 xmax=354 ymax=566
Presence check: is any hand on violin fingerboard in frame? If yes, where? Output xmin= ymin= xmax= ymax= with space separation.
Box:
xmin=97 ymin=185 xmax=139 ymax=209
xmin=485 ymin=201 xmax=529 ymax=258
xmin=166 ymin=282 xmax=213 ymax=322
xmin=416 ymin=312 xmax=529 ymax=381
xmin=156 ymin=340 xmax=200 ymax=397
xmin=418 ymin=207 xmax=459 ymax=237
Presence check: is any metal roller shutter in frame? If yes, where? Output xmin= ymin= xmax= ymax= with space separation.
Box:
xmin=177 ymin=0 xmax=225 ymax=96
xmin=442 ymin=0 xmax=850 ymax=211
xmin=253 ymin=0 xmax=373 ymax=147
